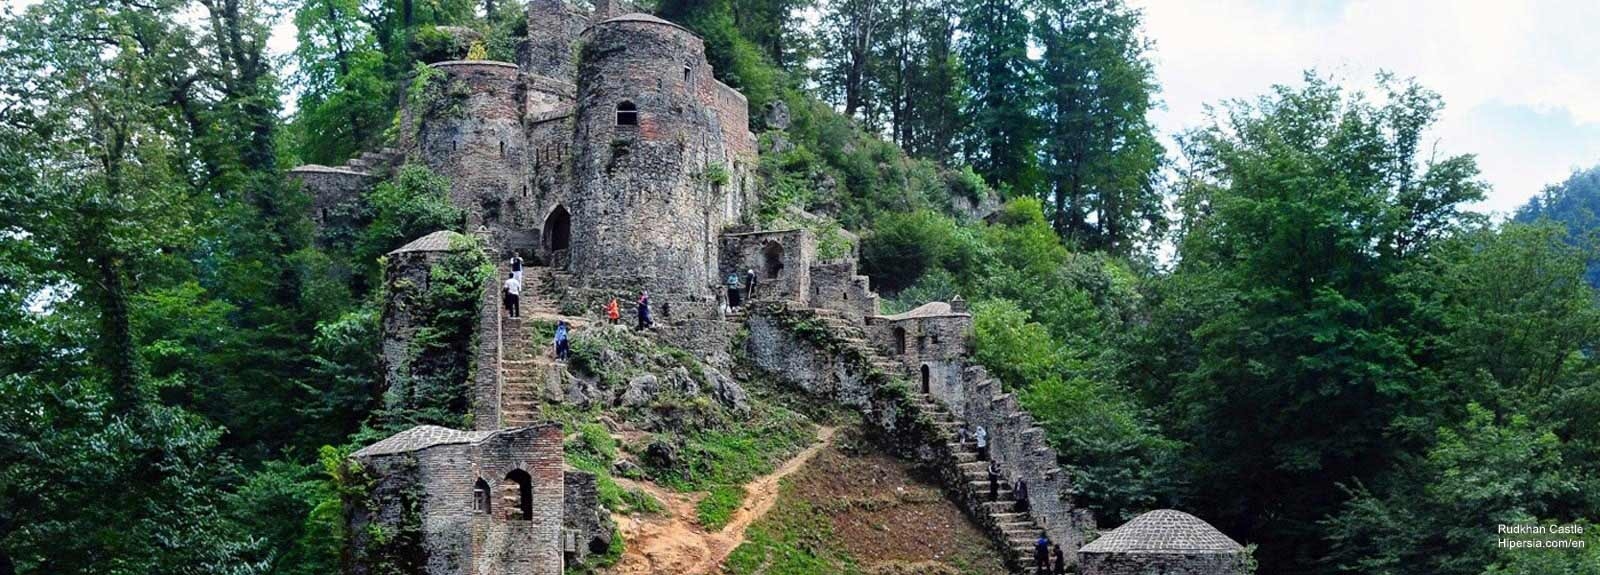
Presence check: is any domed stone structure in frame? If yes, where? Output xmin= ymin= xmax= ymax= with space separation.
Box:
xmin=1078 ymin=509 xmax=1248 ymax=575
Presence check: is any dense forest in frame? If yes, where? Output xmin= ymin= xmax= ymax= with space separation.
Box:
xmin=2 ymin=0 xmax=1599 ymax=573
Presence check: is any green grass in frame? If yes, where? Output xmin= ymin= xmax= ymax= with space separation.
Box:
xmin=648 ymin=402 xmax=815 ymax=492
xmin=723 ymin=495 xmax=861 ymax=575
xmin=695 ymin=485 xmax=744 ymax=530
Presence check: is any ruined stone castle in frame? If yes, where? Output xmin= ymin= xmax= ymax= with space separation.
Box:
xmin=292 ymin=2 xmax=1248 ymax=574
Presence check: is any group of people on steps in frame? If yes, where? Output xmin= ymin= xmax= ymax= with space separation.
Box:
xmin=958 ymin=423 xmax=1068 ymax=574
xmin=500 ymin=253 xmax=657 ymax=362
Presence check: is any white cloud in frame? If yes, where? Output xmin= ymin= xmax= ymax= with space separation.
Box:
xmin=1132 ymin=0 xmax=1600 ymax=217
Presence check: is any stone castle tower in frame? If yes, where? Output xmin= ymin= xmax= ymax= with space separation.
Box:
xmin=295 ymin=0 xmax=757 ymax=302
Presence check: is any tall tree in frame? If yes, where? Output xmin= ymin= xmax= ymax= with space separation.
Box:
xmin=1148 ymin=74 xmax=1487 ymax=571
xmin=0 ymin=1 xmax=262 ymax=570
xmin=959 ymin=0 xmax=1039 ymax=196
xmin=817 ymin=0 xmax=890 ymax=123
xmin=1035 ymin=0 xmax=1164 ymax=254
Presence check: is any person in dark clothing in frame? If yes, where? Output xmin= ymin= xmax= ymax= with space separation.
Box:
xmin=1052 ymin=543 xmax=1066 ymax=574
xmin=1014 ymin=478 xmax=1030 ymax=513
xmin=636 ymin=291 xmax=652 ymax=330
xmin=502 ymin=272 xmax=521 ymax=319
xmin=725 ymin=272 xmax=742 ymax=308
xmin=1033 ymin=534 xmax=1051 ymax=574
xmin=554 ymin=320 xmax=570 ymax=361
xmin=987 ymin=460 xmax=1002 ymax=502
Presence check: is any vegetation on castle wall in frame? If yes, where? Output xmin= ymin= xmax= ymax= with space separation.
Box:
xmin=374 ymin=235 xmax=491 ymax=433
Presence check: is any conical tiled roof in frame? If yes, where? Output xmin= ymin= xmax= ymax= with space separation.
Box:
xmin=389 ymin=230 xmax=465 ymax=254
xmin=1079 ymin=509 xmax=1244 ymax=554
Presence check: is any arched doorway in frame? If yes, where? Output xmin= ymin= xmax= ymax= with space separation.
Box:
xmin=763 ymin=241 xmax=785 ymax=279
xmin=504 ymin=469 xmax=533 ymax=520
xmin=543 ymin=205 xmax=571 ymax=253
xmin=893 ymin=327 xmax=907 ymax=355
xmin=920 ymin=364 xmax=931 ymax=394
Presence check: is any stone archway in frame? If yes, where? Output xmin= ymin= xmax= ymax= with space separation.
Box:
xmin=762 ymin=241 xmax=785 ymax=280
xmin=543 ymin=205 xmax=571 ymax=253
xmin=504 ymin=469 xmax=533 ymax=521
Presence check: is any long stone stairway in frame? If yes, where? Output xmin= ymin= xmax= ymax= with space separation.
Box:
xmin=497 ymin=265 xmax=582 ymax=427
xmin=791 ymin=304 xmax=1054 ymax=573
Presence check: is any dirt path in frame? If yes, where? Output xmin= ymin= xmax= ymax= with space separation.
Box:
xmin=607 ymin=426 xmax=838 ymax=575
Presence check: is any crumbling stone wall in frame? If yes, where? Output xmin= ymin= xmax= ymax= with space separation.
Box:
xmin=292 ymin=166 xmax=376 ymax=245
xmin=808 ymin=259 xmax=879 ymax=318
xmin=416 ymin=61 xmax=527 ymax=250
xmin=743 ymin=312 xmax=875 ymax=409
xmin=561 ymin=469 xmax=615 ymax=565
xmin=349 ymin=424 xmax=567 ymax=575
xmin=383 ymin=247 xmax=448 ymax=392
xmin=518 ymin=0 xmax=588 ymax=80
xmin=720 ymin=229 xmax=814 ymax=304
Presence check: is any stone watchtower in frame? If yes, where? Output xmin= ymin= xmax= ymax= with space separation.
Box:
xmin=348 ymin=425 xmax=567 ymax=575
xmin=569 ymin=13 xmax=753 ymax=300
xmin=1077 ymin=509 xmax=1249 ymax=575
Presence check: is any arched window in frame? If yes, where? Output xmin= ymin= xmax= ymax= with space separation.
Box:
xmin=893 ymin=326 xmax=907 ymax=355
xmin=762 ymin=241 xmax=785 ymax=280
xmin=920 ymin=364 xmax=931 ymax=394
xmin=473 ymin=478 xmax=491 ymax=514
xmin=616 ymin=101 xmax=638 ymax=126
xmin=544 ymin=205 xmax=571 ymax=252
xmin=504 ymin=469 xmax=533 ymax=520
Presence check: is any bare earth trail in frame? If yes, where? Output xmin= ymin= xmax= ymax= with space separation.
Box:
xmin=607 ymin=426 xmax=839 ymax=575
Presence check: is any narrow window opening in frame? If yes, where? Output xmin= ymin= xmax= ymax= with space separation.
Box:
xmin=920 ymin=365 xmax=931 ymax=394
xmin=893 ymin=327 xmax=907 ymax=355
xmin=499 ymin=141 xmax=506 ymax=157
xmin=683 ymin=64 xmax=692 ymax=84
xmin=473 ymin=478 xmax=491 ymax=513
xmin=616 ymin=101 xmax=638 ymax=126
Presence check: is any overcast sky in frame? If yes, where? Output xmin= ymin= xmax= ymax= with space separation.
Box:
xmin=1129 ymin=0 xmax=1600 ymax=217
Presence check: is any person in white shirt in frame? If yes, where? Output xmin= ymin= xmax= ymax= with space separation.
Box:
xmin=503 ymin=272 xmax=521 ymax=318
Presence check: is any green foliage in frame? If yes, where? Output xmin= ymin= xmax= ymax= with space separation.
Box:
xmin=973 ymin=299 xmax=1176 ymax=521
xmin=723 ymin=498 xmax=861 ymax=575
xmin=354 ymin=164 xmax=465 ymax=281
xmin=648 ymin=403 xmax=815 ymax=492
xmin=372 ymin=235 xmax=491 ymax=432
xmin=696 ymin=485 xmax=745 ymax=530
xmin=1516 ymin=164 xmax=1600 ymax=287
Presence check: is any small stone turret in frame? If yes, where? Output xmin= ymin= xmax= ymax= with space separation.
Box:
xmin=414 ymin=61 xmax=526 ymax=241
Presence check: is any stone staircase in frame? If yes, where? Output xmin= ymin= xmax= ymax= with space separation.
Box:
xmin=911 ymin=391 xmax=1051 ymax=572
xmin=497 ymin=264 xmax=581 ymax=427
xmin=781 ymin=304 xmax=1052 ymax=574
xmin=340 ymin=146 xmax=406 ymax=176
